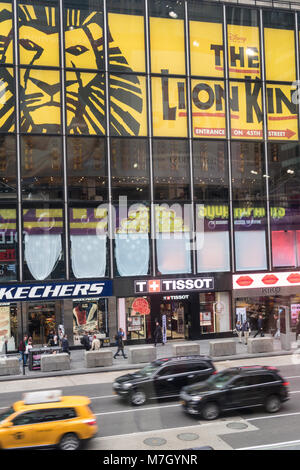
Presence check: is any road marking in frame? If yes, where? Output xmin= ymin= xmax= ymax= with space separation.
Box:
xmin=94 ymin=403 xmax=181 ymax=416
xmin=247 ymin=411 xmax=300 ymax=421
xmin=237 ymin=439 xmax=300 ymax=450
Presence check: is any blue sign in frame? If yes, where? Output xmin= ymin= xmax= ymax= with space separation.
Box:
xmin=0 ymin=280 xmax=113 ymax=302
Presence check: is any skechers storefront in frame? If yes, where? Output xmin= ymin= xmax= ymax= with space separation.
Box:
xmin=2 ymin=0 xmax=300 ymax=351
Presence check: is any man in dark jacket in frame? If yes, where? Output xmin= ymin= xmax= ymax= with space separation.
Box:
xmin=154 ymin=321 xmax=164 ymax=347
xmin=62 ymin=334 xmax=70 ymax=355
xmin=81 ymin=331 xmax=91 ymax=351
xmin=19 ymin=334 xmax=28 ymax=365
xmin=254 ymin=315 xmax=264 ymax=337
xmin=114 ymin=328 xmax=127 ymax=359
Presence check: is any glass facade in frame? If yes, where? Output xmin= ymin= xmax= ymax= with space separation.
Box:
xmin=1 ymin=0 xmax=300 ymax=349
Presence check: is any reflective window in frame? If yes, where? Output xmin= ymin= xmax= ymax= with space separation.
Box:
xmin=23 ymin=206 xmax=65 ymax=281
xmin=149 ymin=0 xmax=185 ymax=75
xmin=109 ymin=74 xmax=147 ymax=136
xmin=64 ymin=0 xmax=104 ymax=71
xmin=152 ymin=76 xmax=187 ymax=137
xmin=67 ymin=137 xmax=107 ymax=202
xmin=0 ymin=206 xmax=17 ymax=281
xmin=19 ymin=68 xmax=61 ymax=134
xmin=18 ymin=1 xmax=60 ymax=67
xmin=227 ymin=7 xmax=261 ymax=80
xmin=0 ymin=67 xmax=14 ymax=132
xmin=107 ymin=0 xmax=145 ymax=73
xmin=188 ymin=1 xmax=223 ymax=78
xmin=70 ymin=206 xmax=108 ymax=279
xmin=21 ymin=135 xmax=63 ymax=200
xmin=153 ymin=139 xmax=190 ymax=201
xmin=66 ymin=70 xmax=105 ymax=135
xmin=0 ymin=134 xmax=16 ymax=199
xmin=111 ymin=139 xmax=149 ymax=201
xmin=264 ymin=10 xmax=296 ymax=82
xmin=0 ymin=2 xmax=13 ymax=65
xmin=193 ymin=141 xmax=228 ymax=201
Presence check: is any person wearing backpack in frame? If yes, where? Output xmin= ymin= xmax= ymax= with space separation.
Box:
xmin=80 ymin=331 xmax=91 ymax=351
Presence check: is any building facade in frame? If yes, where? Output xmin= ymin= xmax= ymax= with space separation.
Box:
xmin=0 ymin=0 xmax=300 ymax=351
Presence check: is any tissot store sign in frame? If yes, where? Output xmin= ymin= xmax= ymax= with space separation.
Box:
xmin=134 ymin=277 xmax=214 ymax=294
xmin=0 ymin=281 xmax=113 ymax=302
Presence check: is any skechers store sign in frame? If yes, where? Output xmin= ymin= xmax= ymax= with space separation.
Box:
xmin=0 ymin=281 xmax=113 ymax=302
xmin=134 ymin=278 xmax=214 ymax=294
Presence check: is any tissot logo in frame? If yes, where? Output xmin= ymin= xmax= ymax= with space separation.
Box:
xmin=134 ymin=277 xmax=214 ymax=294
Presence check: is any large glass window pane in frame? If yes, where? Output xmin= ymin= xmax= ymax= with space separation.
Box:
xmin=230 ymin=81 xmax=263 ymax=140
xmin=114 ymin=202 xmax=150 ymax=277
xmin=111 ymin=139 xmax=149 ymax=201
xmin=64 ymin=0 xmax=104 ymax=71
xmin=20 ymin=68 xmax=61 ymax=134
xmin=21 ymin=136 xmax=63 ymax=200
xmin=67 ymin=137 xmax=107 ymax=202
xmin=153 ymin=139 xmax=190 ymax=201
xmin=149 ymin=0 xmax=185 ymax=75
xmin=152 ymin=76 xmax=187 ymax=137
xmin=109 ymin=74 xmax=147 ymax=136
xmin=69 ymin=207 xmax=108 ymax=279
xmin=0 ymin=207 xmax=17 ymax=281
xmin=193 ymin=141 xmax=228 ymax=201
xmin=227 ymin=7 xmax=261 ymax=80
xmin=18 ymin=1 xmax=60 ymax=67
xmin=188 ymin=1 xmax=223 ymax=78
xmin=263 ymin=10 xmax=296 ymax=82
xmin=266 ymin=83 xmax=298 ymax=141
xmin=66 ymin=70 xmax=105 ymax=135
xmin=199 ymin=292 xmax=230 ymax=333
xmin=0 ymin=134 xmax=16 ymax=199
xmin=191 ymin=80 xmax=226 ymax=138
xmin=0 ymin=2 xmax=13 ymax=65
xmin=231 ymin=141 xmax=266 ymax=201
xmin=23 ymin=206 xmax=65 ymax=280
xmin=107 ymin=0 xmax=145 ymax=73
xmin=268 ymin=143 xmax=300 ymax=202
xmin=155 ymin=203 xmax=192 ymax=275
xmin=0 ymin=67 xmax=14 ymax=132
xmin=196 ymin=203 xmax=230 ymax=273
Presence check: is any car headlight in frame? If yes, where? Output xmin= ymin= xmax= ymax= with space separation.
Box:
xmin=191 ymin=396 xmax=202 ymax=402
xmin=122 ymin=383 xmax=133 ymax=390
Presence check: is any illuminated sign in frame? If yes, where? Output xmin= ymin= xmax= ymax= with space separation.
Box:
xmin=233 ymin=272 xmax=300 ymax=290
xmin=134 ymin=277 xmax=214 ymax=294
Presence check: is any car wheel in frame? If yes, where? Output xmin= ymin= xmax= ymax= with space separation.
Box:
xmin=58 ymin=433 xmax=81 ymax=450
xmin=201 ymin=402 xmax=219 ymax=420
xmin=130 ymin=389 xmax=147 ymax=406
xmin=265 ymin=395 xmax=281 ymax=413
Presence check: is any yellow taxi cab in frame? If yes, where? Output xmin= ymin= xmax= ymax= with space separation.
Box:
xmin=0 ymin=390 xmax=98 ymax=450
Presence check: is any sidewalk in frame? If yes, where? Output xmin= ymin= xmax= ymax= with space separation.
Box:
xmin=0 ymin=336 xmax=296 ymax=382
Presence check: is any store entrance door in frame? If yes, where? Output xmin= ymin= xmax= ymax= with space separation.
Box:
xmin=27 ymin=302 xmax=57 ymax=346
xmin=160 ymin=298 xmax=191 ymax=340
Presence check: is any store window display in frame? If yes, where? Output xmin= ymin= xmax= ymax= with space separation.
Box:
xmin=118 ymin=297 xmax=151 ymax=342
xmin=199 ymin=292 xmax=230 ymax=334
xmin=73 ymin=299 xmax=109 ymax=345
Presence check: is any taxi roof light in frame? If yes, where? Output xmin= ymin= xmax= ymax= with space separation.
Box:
xmin=23 ymin=390 xmax=62 ymax=405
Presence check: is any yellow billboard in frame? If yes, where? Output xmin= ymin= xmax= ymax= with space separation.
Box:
xmin=227 ymin=24 xmax=261 ymax=79
xmin=230 ymin=81 xmax=263 ymax=139
xmin=190 ymin=21 xmax=224 ymax=77
xmin=265 ymin=28 xmax=296 ymax=82
xmin=267 ymin=83 xmax=298 ymax=140
xmin=191 ymin=80 xmax=226 ymax=138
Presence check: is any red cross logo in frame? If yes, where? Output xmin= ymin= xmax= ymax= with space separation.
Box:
xmin=148 ymin=280 xmax=161 ymax=292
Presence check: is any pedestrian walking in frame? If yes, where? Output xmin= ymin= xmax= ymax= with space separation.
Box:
xmin=242 ymin=319 xmax=251 ymax=345
xmin=80 ymin=331 xmax=91 ymax=351
xmin=62 ymin=334 xmax=70 ymax=355
xmin=153 ymin=321 xmax=164 ymax=347
xmin=235 ymin=320 xmax=243 ymax=343
xmin=114 ymin=328 xmax=127 ymax=359
xmin=91 ymin=335 xmax=101 ymax=351
xmin=19 ymin=334 xmax=28 ymax=365
xmin=274 ymin=315 xmax=281 ymax=339
xmin=254 ymin=314 xmax=264 ymax=337
xmin=25 ymin=338 xmax=33 ymax=366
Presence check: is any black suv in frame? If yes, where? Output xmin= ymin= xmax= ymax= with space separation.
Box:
xmin=113 ymin=356 xmax=216 ymax=406
xmin=180 ymin=366 xmax=289 ymax=420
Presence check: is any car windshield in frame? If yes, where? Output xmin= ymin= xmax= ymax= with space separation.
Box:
xmin=139 ymin=361 xmax=165 ymax=377
xmin=206 ymin=370 xmax=238 ymax=389
xmin=0 ymin=407 xmax=15 ymax=422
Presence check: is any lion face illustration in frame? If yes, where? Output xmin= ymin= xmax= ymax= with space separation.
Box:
xmin=0 ymin=4 xmax=143 ymax=135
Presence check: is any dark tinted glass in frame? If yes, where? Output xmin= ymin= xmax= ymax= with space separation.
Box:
xmin=0 ymin=135 xmax=16 ymax=199
xmin=149 ymin=0 xmax=184 ymax=19
xmin=268 ymin=143 xmax=300 ymax=202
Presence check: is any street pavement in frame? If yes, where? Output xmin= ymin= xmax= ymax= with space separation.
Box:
xmin=0 ymin=335 xmax=296 ymax=382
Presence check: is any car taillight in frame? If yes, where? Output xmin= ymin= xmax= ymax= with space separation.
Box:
xmin=85 ymin=419 xmax=97 ymax=426
xmin=283 ymin=382 xmax=290 ymax=387
xmin=212 ymin=371 xmax=217 ymax=375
